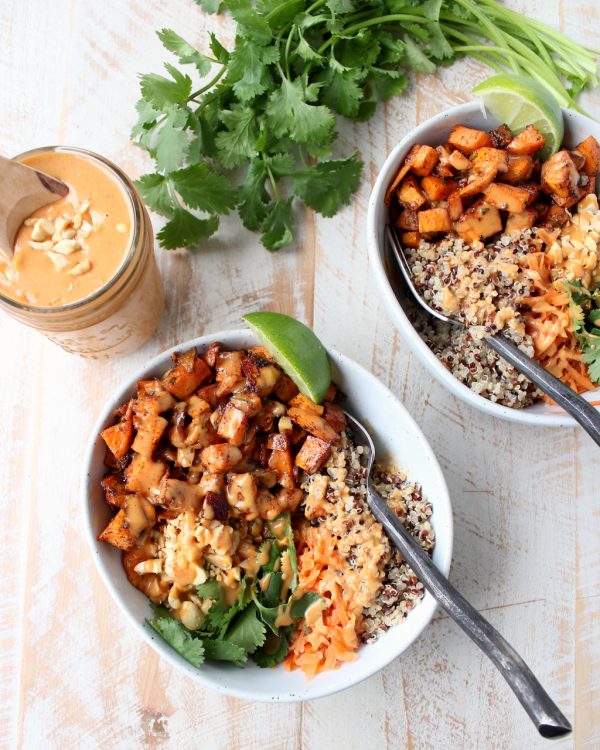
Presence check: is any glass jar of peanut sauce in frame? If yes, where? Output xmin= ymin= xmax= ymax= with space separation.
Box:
xmin=0 ymin=146 xmax=163 ymax=358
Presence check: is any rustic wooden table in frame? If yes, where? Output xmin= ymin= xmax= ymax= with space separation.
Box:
xmin=1 ymin=1 xmax=598 ymax=748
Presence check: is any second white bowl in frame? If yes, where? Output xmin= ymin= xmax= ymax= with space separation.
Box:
xmin=367 ymin=101 xmax=600 ymax=426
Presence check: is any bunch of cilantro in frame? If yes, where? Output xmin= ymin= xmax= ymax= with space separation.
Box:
xmin=565 ymin=280 xmax=600 ymax=384
xmin=132 ymin=0 xmax=598 ymax=252
xmin=147 ymin=513 xmax=320 ymax=668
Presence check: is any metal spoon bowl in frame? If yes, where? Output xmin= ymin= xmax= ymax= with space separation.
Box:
xmin=386 ymin=224 xmax=600 ymax=447
xmin=344 ymin=408 xmax=572 ymax=739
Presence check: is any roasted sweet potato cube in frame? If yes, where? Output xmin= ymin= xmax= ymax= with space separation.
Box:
xmin=131 ymin=396 xmax=168 ymax=458
xmin=288 ymin=393 xmax=323 ymax=415
xmin=418 ymin=207 xmax=453 ymax=235
xmin=396 ymin=175 xmax=427 ymax=210
xmin=217 ymin=402 xmax=248 ymax=446
xmin=484 ymin=183 xmax=531 ymax=213
xmin=163 ymin=349 xmax=212 ymax=400
xmin=384 ymin=145 xmax=420 ymax=204
xmin=448 ymin=125 xmax=492 ymax=154
xmin=402 ymin=231 xmax=421 ymax=248
xmin=268 ymin=443 xmax=295 ymax=489
xmin=295 ymin=435 xmax=332 ymax=474
xmin=197 ymin=383 xmax=220 ymax=407
xmin=448 ymin=150 xmax=473 ymax=171
xmin=541 ymin=150 xmax=580 ymax=200
xmin=137 ymin=379 xmax=176 ymax=412
xmin=101 ymin=473 xmax=127 ymax=508
xmin=266 ymin=432 xmax=290 ymax=451
xmin=323 ymin=383 xmax=337 ymax=402
xmin=502 ymin=155 xmax=533 ymax=184
xmin=570 ymin=151 xmax=586 ymax=171
xmin=101 ymin=400 xmax=134 ymax=460
xmin=125 ymin=455 xmax=167 ymax=495
xmin=229 ymin=391 xmax=262 ymax=417
xmin=434 ymin=145 xmax=455 ymax=177
xmin=409 ymin=145 xmax=439 ymax=176
xmin=214 ymin=351 xmax=244 ymax=396
xmin=458 ymin=163 xmax=497 ymax=198
xmin=574 ymin=135 xmax=600 ymax=175
xmin=242 ymin=353 xmax=281 ymax=396
xmin=454 ymin=216 xmax=482 ymax=245
xmin=288 ymin=407 xmax=339 ymax=443
xmin=543 ymin=204 xmax=570 ymax=229
xmin=274 ymin=374 xmax=299 ymax=403
xmin=472 ymin=148 xmax=509 ymax=173
xmin=202 ymin=341 xmax=222 ymax=368
xmin=200 ymin=443 xmax=243 ymax=473
xmin=97 ymin=509 xmax=137 ymax=551
xmin=396 ymin=208 xmax=419 ymax=230
xmin=463 ymin=200 xmax=503 ymax=239
xmin=421 ymin=176 xmax=457 ymax=202
xmin=447 ymin=192 xmax=463 ymax=221
xmin=323 ymin=402 xmax=346 ymax=433
xmin=519 ymin=182 xmax=540 ymax=204
xmin=506 ymin=125 xmax=545 ymax=155
xmin=505 ymin=209 xmax=537 ymax=234
xmin=488 ymin=123 xmax=513 ymax=148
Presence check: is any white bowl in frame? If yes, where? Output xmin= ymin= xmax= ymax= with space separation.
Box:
xmin=82 ymin=329 xmax=453 ymax=701
xmin=367 ymin=101 xmax=600 ymax=426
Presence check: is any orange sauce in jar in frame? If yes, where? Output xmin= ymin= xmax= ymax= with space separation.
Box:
xmin=1 ymin=151 xmax=133 ymax=306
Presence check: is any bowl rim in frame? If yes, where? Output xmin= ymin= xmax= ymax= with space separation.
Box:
xmin=366 ymin=99 xmax=600 ymax=427
xmin=82 ymin=328 xmax=453 ymax=701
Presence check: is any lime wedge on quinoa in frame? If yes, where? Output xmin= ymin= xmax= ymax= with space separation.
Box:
xmin=472 ymin=74 xmax=564 ymax=159
xmin=243 ymin=312 xmax=332 ymax=403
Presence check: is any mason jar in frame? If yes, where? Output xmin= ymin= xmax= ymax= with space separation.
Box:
xmin=0 ymin=146 xmax=163 ymax=358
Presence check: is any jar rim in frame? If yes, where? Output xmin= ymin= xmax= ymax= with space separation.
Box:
xmin=0 ymin=145 xmax=142 ymax=315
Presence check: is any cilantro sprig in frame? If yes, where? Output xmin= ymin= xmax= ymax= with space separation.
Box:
xmin=132 ymin=1 xmax=598 ymax=252
xmin=146 ymin=513 xmax=322 ymax=669
xmin=565 ymin=280 xmax=600 ymax=384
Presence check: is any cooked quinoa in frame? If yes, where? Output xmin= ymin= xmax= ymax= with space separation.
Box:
xmin=413 ymin=314 xmax=541 ymax=408
xmin=406 ymin=231 xmax=534 ymax=341
xmin=300 ymin=431 xmax=434 ymax=643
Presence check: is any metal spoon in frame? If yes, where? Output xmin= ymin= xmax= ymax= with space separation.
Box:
xmin=343 ymin=409 xmax=571 ymax=739
xmin=386 ymin=224 xmax=600 ymax=447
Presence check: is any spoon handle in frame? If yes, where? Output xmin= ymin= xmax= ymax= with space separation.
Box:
xmin=486 ymin=333 xmax=600 ymax=446
xmin=366 ymin=487 xmax=571 ymax=739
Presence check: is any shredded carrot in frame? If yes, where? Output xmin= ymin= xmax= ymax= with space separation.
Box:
xmin=284 ymin=523 xmax=360 ymax=677
xmin=521 ymin=251 xmax=595 ymax=398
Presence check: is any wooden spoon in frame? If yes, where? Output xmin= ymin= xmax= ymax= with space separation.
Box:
xmin=0 ymin=154 xmax=69 ymax=261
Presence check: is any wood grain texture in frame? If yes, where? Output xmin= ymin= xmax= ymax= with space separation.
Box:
xmin=0 ymin=0 xmax=597 ymax=748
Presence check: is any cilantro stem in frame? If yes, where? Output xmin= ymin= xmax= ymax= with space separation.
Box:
xmin=265 ymin=160 xmax=281 ymax=201
xmin=284 ymin=25 xmax=297 ymax=80
xmin=189 ymin=65 xmax=226 ymax=102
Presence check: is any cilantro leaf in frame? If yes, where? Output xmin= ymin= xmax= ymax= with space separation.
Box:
xmin=155 ymin=114 xmax=189 ymax=172
xmin=196 ymin=579 xmax=222 ymax=599
xmin=316 ymin=66 xmax=364 ymax=118
xmin=186 ymin=112 xmax=217 ymax=160
xmin=261 ymin=199 xmax=294 ymax=252
xmin=195 ymin=0 xmax=224 ymax=12
xmin=135 ymin=174 xmax=175 ymax=217
xmin=238 ymin=159 xmax=271 ymax=231
xmin=403 ymin=35 xmax=437 ymax=73
xmin=224 ymin=602 xmax=267 ymax=654
xmin=290 ymin=592 xmax=322 ymax=619
xmin=293 ymin=153 xmax=362 ymax=217
xmin=157 ymin=209 xmax=219 ymax=249
xmin=227 ymin=0 xmax=272 ymax=44
xmin=209 ymin=32 xmax=230 ymax=63
xmin=266 ymin=77 xmax=335 ymax=145
xmin=140 ymin=67 xmax=192 ymax=107
xmin=202 ymin=638 xmax=248 ymax=666
xmin=228 ymin=41 xmax=279 ymax=101
xmin=147 ymin=614 xmax=205 ymax=667
xmin=171 ymin=163 xmax=238 ymax=213
xmin=261 ymin=571 xmax=283 ymax=608
xmin=215 ymin=104 xmax=259 ymax=168
xmin=253 ymin=630 xmax=291 ymax=668
xmin=131 ymin=98 xmax=161 ymax=145
xmin=157 ymin=29 xmax=212 ymax=76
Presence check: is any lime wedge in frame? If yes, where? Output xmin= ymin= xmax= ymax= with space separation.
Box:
xmin=472 ymin=74 xmax=564 ymax=159
xmin=243 ymin=312 xmax=332 ymax=403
